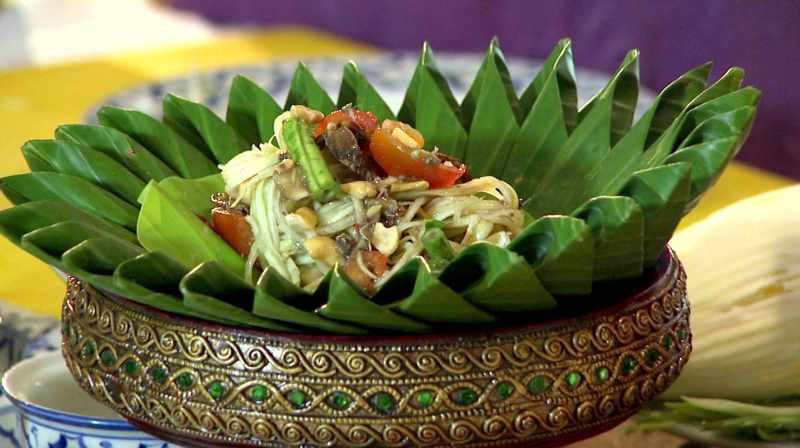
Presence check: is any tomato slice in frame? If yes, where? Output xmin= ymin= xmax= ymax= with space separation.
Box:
xmin=211 ymin=209 xmax=253 ymax=257
xmin=313 ymin=108 xmax=378 ymax=139
xmin=343 ymin=250 xmax=388 ymax=293
xmin=368 ymin=129 xmax=466 ymax=188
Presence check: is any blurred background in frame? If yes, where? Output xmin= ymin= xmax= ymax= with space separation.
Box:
xmin=1 ymin=0 xmax=798 ymax=178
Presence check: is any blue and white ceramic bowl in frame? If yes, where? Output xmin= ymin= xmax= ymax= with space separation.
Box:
xmin=2 ymin=352 xmax=174 ymax=448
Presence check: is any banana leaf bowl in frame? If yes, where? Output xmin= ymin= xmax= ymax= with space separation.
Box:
xmin=60 ymin=247 xmax=689 ymax=448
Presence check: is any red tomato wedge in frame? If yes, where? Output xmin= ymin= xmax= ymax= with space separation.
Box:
xmin=344 ymin=250 xmax=388 ymax=292
xmin=368 ymin=129 xmax=466 ymax=188
xmin=211 ymin=209 xmax=253 ymax=257
xmin=313 ymin=109 xmax=378 ymax=139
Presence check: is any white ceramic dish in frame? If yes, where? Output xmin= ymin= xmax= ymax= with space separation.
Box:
xmin=2 ymin=352 xmax=174 ymax=448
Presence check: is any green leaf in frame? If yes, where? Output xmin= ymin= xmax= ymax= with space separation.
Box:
xmin=620 ymin=163 xmax=691 ymax=265
xmin=163 ymin=93 xmax=248 ymax=164
xmin=645 ymin=62 xmax=712 ymax=147
xmin=22 ymin=139 xmax=146 ymax=205
xmin=584 ymin=63 xmax=713 ymax=199
xmin=462 ymin=38 xmax=522 ymax=177
xmin=384 ymin=258 xmax=495 ymax=323
xmin=640 ymin=67 xmax=745 ymax=169
xmin=504 ymin=41 xmax=573 ymax=198
xmin=518 ymin=38 xmax=578 ymax=130
xmin=440 ymin=244 xmax=556 ymax=313
xmin=112 ymin=251 xmax=215 ymax=320
xmin=180 ymin=261 xmax=296 ymax=330
xmin=405 ymin=51 xmax=467 ymax=157
xmin=573 ymin=196 xmax=644 ymax=281
xmin=676 ymin=87 xmax=760 ymax=147
xmin=97 ymin=106 xmax=218 ymax=178
xmin=579 ymin=49 xmax=640 ymax=146
xmin=156 ymin=174 xmax=224 ymax=220
xmin=0 ymin=172 xmax=139 ymax=229
xmin=337 ymin=62 xmax=395 ymax=121
xmin=253 ymin=269 xmax=367 ymax=334
xmin=317 ymin=268 xmax=432 ymax=332
xmin=55 ymin=124 xmax=176 ymax=182
xmin=508 ymin=216 xmax=594 ymax=295
xmin=61 ymin=236 xmax=145 ymax=293
xmin=284 ymin=62 xmax=335 ymax=114
xmin=460 ymin=37 xmax=521 ymax=129
xmin=0 ymin=200 xmax=137 ymax=245
xmin=136 ymin=181 xmax=245 ymax=276
xmin=19 ymin=221 xmax=122 ymax=271
xmin=225 ymin=75 xmax=283 ymax=145
xmin=523 ymin=50 xmax=640 ymax=216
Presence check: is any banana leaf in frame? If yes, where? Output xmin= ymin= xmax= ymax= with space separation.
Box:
xmin=675 ymin=87 xmax=760 ymax=148
xmin=518 ymin=39 xmax=578 ymax=130
xmin=253 ymin=269 xmax=367 ymax=334
xmin=508 ymin=216 xmax=594 ymax=295
xmin=583 ymin=63 xmax=713 ymax=199
xmin=136 ymin=181 xmax=245 ymax=276
xmin=380 ymin=258 xmax=495 ymax=323
xmin=19 ymin=221 xmax=119 ymax=272
xmin=462 ymin=38 xmax=522 ymax=176
xmin=439 ymin=244 xmax=556 ymax=313
xmin=337 ymin=62 xmax=396 ymax=122
xmin=55 ymin=124 xmax=176 ymax=182
xmin=620 ymin=163 xmax=691 ymax=265
xmin=97 ymin=106 xmax=218 ymax=178
xmin=317 ymin=268 xmax=432 ymax=332
xmin=505 ymin=41 xmax=574 ymax=197
xmin=22 ymin=139 xmax=146 ymax=205
xmin=398 ymin=43 xmax=467 ymax=157
xmin=225 ymin=75 xmax=283 ymax=145
xmin=284 ymin=62 xmax=335 ymax=114
xmin=0 ymin=172 xmax=139 ymax=229
xmin=61 ymin=236 xmax=145 ymax=294
xmin=113 ymin=251 xmax=217 ymax=320
xmin=523 ymin=51 xmax=640 ymax=217
xmin=645 ymin=63 xmax=712 ymax=147
xmin=573 ymin=196 xmax=644 ymax=281
xmin=180 ymin=261 xmax=296 ymax=330
xmin=639 ymin=68 xmax=745 ymax=170
xmin=0 ymin=200 xmax=137 ymax=245
xmin=156 ymin=174 xmax=223 ymax=220
xmin=579 ymin=49 xmax=640 ymax=146
xmin=163 ymin=93 xmax=248 ymax=164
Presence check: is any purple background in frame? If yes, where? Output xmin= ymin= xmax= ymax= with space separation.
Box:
xmin=170 ymin=0 xmax=800 ymax=179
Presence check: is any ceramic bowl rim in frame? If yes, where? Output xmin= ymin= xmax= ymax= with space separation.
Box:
xmin=2 ymin=352 xmax=136 ymax=431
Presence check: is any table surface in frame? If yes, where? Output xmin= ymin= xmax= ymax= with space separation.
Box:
xmin=0 ymin=26 xmax=794 ymax=446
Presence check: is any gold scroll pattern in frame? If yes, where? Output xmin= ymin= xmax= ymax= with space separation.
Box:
xmin=62 ymin=259 xmax=690 ymax=447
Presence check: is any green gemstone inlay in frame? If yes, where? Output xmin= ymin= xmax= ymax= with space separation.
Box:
xmin=249 ymin=385 xmax=268 ymax=403
xmin=176 ymin=372 xmax=194 ymax=390
xmin=565 ymin=372 xmax=582 ymax=388
xmin=595 ymin=367 xmax=610 ymax=383
xmin=207 ymin=382 xmax=225 ymax=400
xmin=328 ymin=392 xmax=351 ymax=410
xmin=415 ymin=390 xmax=435 ymax=408
xmin=99 ymin=349 xmax=115 ymax=366
xmin=69 ymin=328 xmax=79 ymax=346
xmin=663 ymin=335 xmax=674 ymax=350
xmin=454 ymin=388 xmax=478 ymax=405
xmin=527 ymin=376 xmax=552 ymax=394
xmin=496 ymin=382 xmax=514 ymax=399
xmin=646 ymin=349 xmax=660 ymax=366
xmin=622 ymin=356 xmax=638 ymax=373
xmin=123 ymin=359 xmax=139 ymax=376
xmin=150 ymin=367 xmax=167 ymax=384
xmin=677 ymin=328 xmax=686 ymax=341
xmin=287 ymin=389 xmax=309 ymax=409
xmin=372 ymin=393 xmax=397 ymax=414
xmin=81 ymin=342 xmax=95 ymax=358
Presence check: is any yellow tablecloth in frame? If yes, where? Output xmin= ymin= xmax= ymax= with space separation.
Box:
xmin=0 ymin=27 xmax=793 ymax=317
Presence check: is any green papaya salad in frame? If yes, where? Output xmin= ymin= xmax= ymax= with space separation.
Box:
xmin=204 ymin=105 xmax=523 ymax=294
